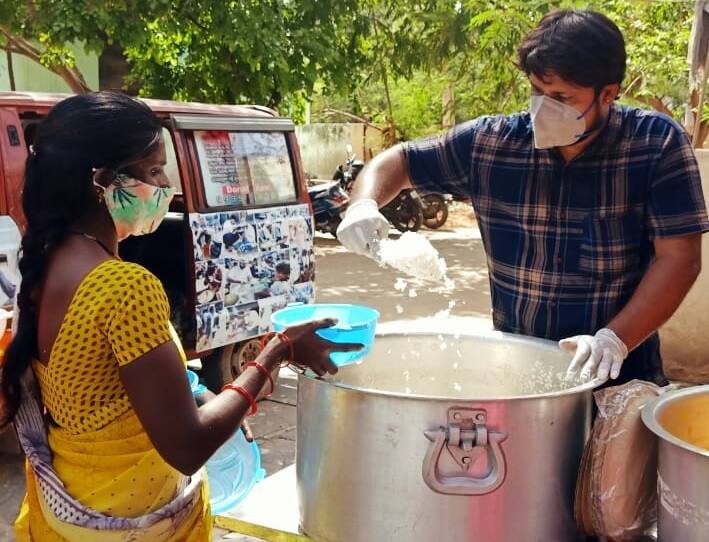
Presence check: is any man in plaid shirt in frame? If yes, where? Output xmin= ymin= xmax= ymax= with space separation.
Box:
xmin=337 ymin=9 xmax=709 ymax=385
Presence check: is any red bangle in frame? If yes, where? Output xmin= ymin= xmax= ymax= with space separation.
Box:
xmin=246 ymin=361 xmax=275 ymax=396
xmin=221 ymin=384 xmax=258 ymax=416
xmin=260 ymin=331 xmax=295 ymax=363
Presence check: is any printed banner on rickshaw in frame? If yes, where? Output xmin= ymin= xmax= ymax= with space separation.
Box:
xmin=190 ymin=204 xmax=314 ymax=352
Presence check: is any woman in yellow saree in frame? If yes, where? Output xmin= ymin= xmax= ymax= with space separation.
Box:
xmin=0 ymin=92 xmax=359 ymax=541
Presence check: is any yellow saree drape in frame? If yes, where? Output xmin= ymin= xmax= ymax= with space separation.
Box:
xmin=15 ymin=410 xmax=212 ymax=541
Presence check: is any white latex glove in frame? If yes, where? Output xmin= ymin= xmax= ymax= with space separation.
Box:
xmin=560 ymin=328 xmax=629 ymax=382
xmin=336 ymin=199 xmax=390 ymax=257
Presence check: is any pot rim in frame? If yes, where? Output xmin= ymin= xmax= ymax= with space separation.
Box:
xmin=641 ymin=384 xmax=709 ymax=459
xmin=305 ymin=328 xmax=602 ymax=401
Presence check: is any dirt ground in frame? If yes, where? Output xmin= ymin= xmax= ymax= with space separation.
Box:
xmin=444 ymin=201 xmax=477 ymax=229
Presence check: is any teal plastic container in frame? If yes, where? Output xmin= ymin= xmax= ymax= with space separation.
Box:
xmin=187 ymin=369 xmax=265 ymax=514
xmin=187 ymin=369 xmax=207 ymax=395
xmin=271 ymin=304 xmax=379 ymax=366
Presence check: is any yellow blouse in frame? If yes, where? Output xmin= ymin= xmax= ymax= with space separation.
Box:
xmin=16 ymin=259 xmax=211 ymax=541
xmin=35 ymin=259 xmax=174 ymax=433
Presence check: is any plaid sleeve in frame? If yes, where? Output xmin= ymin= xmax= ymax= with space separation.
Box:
xmin=647 ymin=120 xmax=709 ymax=238
xmin=402 ymin=120 xmax=479 ymax=198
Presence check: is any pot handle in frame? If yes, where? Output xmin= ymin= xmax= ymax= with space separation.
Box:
xmin=422 ymin=407 xmax=507 ymax=496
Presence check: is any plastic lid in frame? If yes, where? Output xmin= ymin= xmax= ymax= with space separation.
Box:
xmin=205 ymin=429 xmax=266 ymax=514
xmin=186 ymin=369 xmax=265 ymax=514
xmin=186 ymin=369 xmax=207 ymax=396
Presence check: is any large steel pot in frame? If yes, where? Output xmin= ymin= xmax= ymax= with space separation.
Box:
xmin=296 ymin=323 xmax=598 ymax=542
xmin=642 ymin=385 xmax=709 ymax=541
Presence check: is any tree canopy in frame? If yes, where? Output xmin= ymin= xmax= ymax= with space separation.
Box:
xmin=314 ymin=0 xmax=696 ymax=140
xmin=0 ymin=0 xmax=699 ymax=140
xmin=1 ymin=0 xmax=361 ymax=112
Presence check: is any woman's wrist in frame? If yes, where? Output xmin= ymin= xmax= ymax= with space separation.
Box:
xmin=246 ymin=361 xmax=275 ymax=396
xmin=259 ymin=335 xmax=290 ymax=369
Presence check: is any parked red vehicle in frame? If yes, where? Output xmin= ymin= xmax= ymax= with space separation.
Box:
xmin=0 ymin=92 xmax=315 ymax=389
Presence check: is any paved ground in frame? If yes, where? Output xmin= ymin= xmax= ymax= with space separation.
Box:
xmin=0 ymin=223 xmax=490 ymax=541
xmin=0 ymin=445 xmax=23 ymax=542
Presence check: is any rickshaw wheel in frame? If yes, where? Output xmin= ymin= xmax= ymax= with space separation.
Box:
xmin=204 ymin=339 xmax=279 ymax=397
xmin=234 ymin=339 xmax=264 ymax=378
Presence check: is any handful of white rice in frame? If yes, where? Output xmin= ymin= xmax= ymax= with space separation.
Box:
xmin=376 ymin=232 xmax=453 ymax=287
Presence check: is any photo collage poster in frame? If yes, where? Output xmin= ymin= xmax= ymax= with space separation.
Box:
xmin=190 ymin=204 xmax=315 ymax=352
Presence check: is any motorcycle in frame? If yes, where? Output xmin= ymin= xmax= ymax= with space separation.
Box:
xmin=421 ymin=193 xmax=452 ymax=229
xmin=381 ymin=188 xmax=424 ymax=233
xmin=307 ymin=179 xmax=350 ymax=237
xmin=332 ymin=145 xmax=364 ymax=193
xmin=335 ymin=145 xmax=424 ymax=233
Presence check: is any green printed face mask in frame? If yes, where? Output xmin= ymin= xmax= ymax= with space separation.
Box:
xmin=96 ymin=173 xmax=175 ymax=239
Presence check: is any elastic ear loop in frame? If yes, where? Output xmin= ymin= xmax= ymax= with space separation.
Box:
xmin=92 ymin=168 xmax=106 ymax=202
xmin=573 ymin=92 xmax=602 ymax=138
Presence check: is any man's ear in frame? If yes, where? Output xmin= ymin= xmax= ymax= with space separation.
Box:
xmin=601 ymin=83 xmax=621 ymax=105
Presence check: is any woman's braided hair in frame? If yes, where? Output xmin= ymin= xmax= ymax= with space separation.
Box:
xmin=0 ymin=91 xmax=161 ymax=426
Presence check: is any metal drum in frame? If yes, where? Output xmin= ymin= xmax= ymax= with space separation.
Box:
xmin=296 ymin=324 xmax=598 ymax=542
xmin=642 ymin=385 xmax=709 ymax=541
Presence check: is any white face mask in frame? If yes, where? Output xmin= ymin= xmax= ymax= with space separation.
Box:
xmin=530 ymin=95 xmax=595 ymax=149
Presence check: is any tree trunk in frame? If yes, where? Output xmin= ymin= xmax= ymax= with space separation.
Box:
xmin=6 ymin=50 xmax=15 ymax=91
xmin=698 ymin=121 xmax=709 ymax=146
xmin=267 ymin=89 xmax=283 ymax=110
xmin=687 ymin=0 xmax=709 ymax=131
xmin=627 ymin=93 xmax=674 ymax=118
xmin=99 ymin=44 xmax=139 ymax=94
xmin=53 ymin=64 xmax=91 ymax=94
xmin=442 ymin=83 xmax=455 ymax=128
xmin=380 ymin=63 xmax=397 ymax=147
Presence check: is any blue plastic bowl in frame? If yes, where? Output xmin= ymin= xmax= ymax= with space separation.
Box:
xmin=186 ymin=369 xmax=265 ymax=514
xmin=271 ymin=304 xmax=379 ymax=366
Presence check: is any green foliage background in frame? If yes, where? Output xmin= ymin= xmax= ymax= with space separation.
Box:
xmin=313 ymin=0 xmax=694 ymax=139
xmin=0 ymin=0 xmax=695 ymax=137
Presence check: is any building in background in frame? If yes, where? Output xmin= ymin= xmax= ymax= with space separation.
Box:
xmin=0 ymin=45 xmax=98 ymax=93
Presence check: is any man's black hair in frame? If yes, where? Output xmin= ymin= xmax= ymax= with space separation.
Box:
xmin=518 ymin=9 xmax=626 ymax=90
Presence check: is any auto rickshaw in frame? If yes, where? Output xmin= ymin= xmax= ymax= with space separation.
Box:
xmin=0 ymin=92 xmax=315 ymax=390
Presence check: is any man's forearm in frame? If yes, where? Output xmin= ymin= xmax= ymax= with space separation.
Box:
xmin=607 ymin=252 xmax=701 ymax=351
xmin=350 ymin=144 xmax=413 ymax=206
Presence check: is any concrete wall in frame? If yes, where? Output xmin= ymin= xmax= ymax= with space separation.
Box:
xmin=0 ymin=45 xmax=99 ymax=93
xmin=661 ymin=149 xmax=709 ymax=383
xmin=295 ymin=123 xmax=383 ymax=179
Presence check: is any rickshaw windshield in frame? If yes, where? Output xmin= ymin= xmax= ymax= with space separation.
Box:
xmin=162 ymin=127 xmax=183 ymax=193
xmin=193 ymin=130 xmax=297 ymax=208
